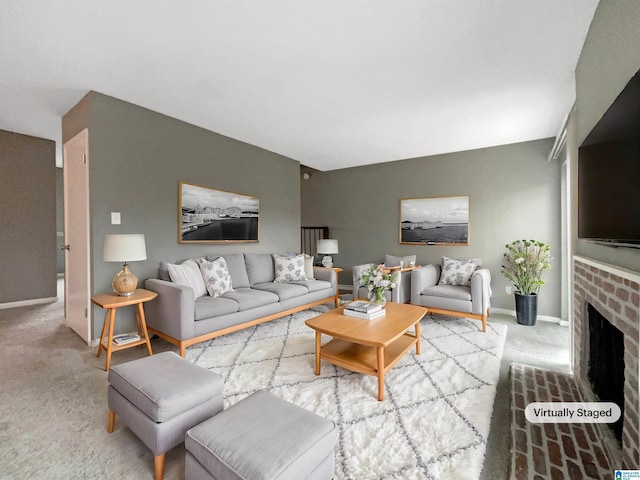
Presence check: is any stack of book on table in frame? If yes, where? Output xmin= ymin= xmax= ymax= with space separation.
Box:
xmin=112 ymin=333 xmax=141 ymax=345
xmin=344 ymin=301 xmax=386 ymax=320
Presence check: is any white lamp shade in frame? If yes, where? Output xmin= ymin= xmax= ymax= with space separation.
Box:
xmin=103 ymin=234 xmax=147 ymax=262
xmin=317 ymin=239 xmax=339 ymax=255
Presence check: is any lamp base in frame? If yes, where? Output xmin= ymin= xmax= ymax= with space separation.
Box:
xmin=321 ymin=256 xmax=333 ymax=268
xmin=112 ymin=264 xmax=138 ymax=296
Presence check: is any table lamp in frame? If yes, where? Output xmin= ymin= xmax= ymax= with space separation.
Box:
xmin=317 ymin=239 xmax=339 ymax=268
xmin=103 ymin=234 xmax=147 ymax=296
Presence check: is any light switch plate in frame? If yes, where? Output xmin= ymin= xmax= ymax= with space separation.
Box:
xmin=111 ymin=212 xmax=121 ymax=225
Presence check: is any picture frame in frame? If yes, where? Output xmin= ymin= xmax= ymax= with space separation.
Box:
xmin=179 ymin=182 xmax=260 ymax=243
xmin=399 ymin=195 xmax=469 ymax=245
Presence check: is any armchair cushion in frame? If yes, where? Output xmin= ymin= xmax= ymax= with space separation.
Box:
xmin=438 ymin=256 xmax=477 ymax=286
xmin=422 ymin=285 xmax=472 ymax=301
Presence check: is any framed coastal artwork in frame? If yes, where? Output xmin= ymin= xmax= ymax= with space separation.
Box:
xmin=399 ymin=195 xmax=469 ymax=245
xmin=179 ymin=182 xmax=260 ymax=243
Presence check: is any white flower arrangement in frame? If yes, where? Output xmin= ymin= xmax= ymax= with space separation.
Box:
xmin=360 ymin=265 xmax=398 ymax=303
xmin=501 ymin=239 xmax=551 ymax=295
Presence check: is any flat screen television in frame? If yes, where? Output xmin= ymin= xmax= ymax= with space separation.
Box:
xmin=578 ymin=68 xmax=640 ymax=248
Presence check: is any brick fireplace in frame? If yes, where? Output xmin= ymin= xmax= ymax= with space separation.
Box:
xmin=573 ymin=256 xmax=640 ymax=468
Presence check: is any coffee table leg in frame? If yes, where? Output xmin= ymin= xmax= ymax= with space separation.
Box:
xmin=315 ymin=331 xmax=321 ymax=375
xmin=377 ymin=346 xmax=384 ymax=401
xmin=415 ymin=321 xmax=421 ymax=355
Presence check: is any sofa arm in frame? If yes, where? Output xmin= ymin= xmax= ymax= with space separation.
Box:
xmin=144 ymin=278 xmax=196 ymax=341
xmin=410 ymin=264 xmax=440 ymax=305
xmin=313 ymin=267 xmax=337 ymax=293
xmin=392 ymin=270 xmax=412 ymax=304
xmin=471 ymin=268 xmax=492 ymax=315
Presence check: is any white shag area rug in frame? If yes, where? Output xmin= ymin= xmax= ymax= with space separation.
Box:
xmin=186 ymin=306 xmax=507 ymax=480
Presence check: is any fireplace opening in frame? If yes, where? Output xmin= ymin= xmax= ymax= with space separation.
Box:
xmin=587 ymin=303 xmax=625 ymax=445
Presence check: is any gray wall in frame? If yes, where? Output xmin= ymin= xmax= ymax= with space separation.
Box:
xmin=302 ymin=138 xmax=562 ymax=317
xmin=0 ymin=129 xmax=57 ymax=303
xmin=572 ymin=0 xmax=640 ymax=272
xmin=63 ymin=92 xmax=301 ymax=338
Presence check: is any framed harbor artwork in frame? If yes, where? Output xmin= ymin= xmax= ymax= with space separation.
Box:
xmin=399 ymin=196 xmax=469 ymax=245
xmin=179 ymin=182 xmax=260 ymax=243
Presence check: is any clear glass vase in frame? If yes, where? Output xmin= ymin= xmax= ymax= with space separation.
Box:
xmin=368 ymin=289 xmax=387 ymax=307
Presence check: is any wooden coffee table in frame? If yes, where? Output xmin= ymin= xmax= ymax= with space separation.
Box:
xmin=305 ymin=302 xmax=427 ymax=401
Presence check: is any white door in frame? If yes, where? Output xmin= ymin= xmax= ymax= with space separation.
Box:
xmin=63 ymin=129 xmax=91 ymax=345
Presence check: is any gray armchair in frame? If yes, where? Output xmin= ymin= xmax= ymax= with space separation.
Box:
xmin=352 ymin=263 xmax=413 ymax=304
xmin=410 ymin=261 xmax=491 ymax=332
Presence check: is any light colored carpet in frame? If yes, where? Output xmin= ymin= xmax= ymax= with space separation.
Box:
xmin=187 ymin=306 xmax=507 ymax=479
xmin=0 ymin=289 xmax=506 ymax=480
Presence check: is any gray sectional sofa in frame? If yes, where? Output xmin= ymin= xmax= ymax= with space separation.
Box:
xmin=144 ymin=253 xmax=338 ymax=356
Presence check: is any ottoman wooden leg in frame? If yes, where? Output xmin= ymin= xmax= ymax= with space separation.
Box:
xmin=108 ymin=410 xmax=115 ymax=433
xmin=154 ymin=453 xmax=165 ymax=480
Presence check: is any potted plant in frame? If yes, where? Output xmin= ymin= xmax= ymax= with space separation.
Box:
xmin=501 ymin=240 xmax=551 ymax=326
xmin=359 ymin=265 xmax=398 ymax=306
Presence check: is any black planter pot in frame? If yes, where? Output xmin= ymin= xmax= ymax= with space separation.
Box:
xmin=515 ymin=292 xmax=538 ymax=326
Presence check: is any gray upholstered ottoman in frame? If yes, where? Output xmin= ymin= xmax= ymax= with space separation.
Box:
xmin=107 ymin=351 xmax=224 ymax=480
xmin=185 ymin=390 xmax=337 ymax=480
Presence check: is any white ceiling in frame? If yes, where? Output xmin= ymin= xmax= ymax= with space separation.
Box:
xmin=0 ymin=1 xmax=599 ymax=171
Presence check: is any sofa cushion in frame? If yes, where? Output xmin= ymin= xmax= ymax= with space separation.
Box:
xmin=221 ymin=287 xmax=279 ymax=311
xmin=194 ymin=296 xmax=240 ymax=321
xmin=290 ymin=279 xmax=331 ymax=293
xmin=251 ymin=282 xmax=309 ymax=301
xmin=422 ymin=284 xmax=472 ymax=301
xmin=197 ymin=257 xmax=234 ymax=297
xmin=207 ymin=253 xmax=250 ymax=289
xmin=274 ymin=254 xmax=307 ymax=282
xmin=244 ymin=253 xmax=275 ymax=285
xmin=167 ymin=259 xmax=207 ymax=299
xmin=438 ymin=256 xmax=477 ymax=286
xmin=385 ymin=254 xmax=417 ymax=268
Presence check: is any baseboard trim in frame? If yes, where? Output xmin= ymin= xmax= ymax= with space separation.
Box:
xmin=491 ymin=307 xmax=567 ymax=326
xmin=0 ymin=296 xmax=58 ymax=310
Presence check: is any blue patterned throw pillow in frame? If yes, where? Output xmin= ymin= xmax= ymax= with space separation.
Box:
xmin=274 ymin=254 xmax=307 ymax=282
xmin=438 ymin=256 xmax=477 ymax=286
xmin=197 ymin=256 xmax=234 ymax=297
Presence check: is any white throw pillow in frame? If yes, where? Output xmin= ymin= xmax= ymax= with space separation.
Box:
xmin=303 ymin=254 xmax=315 ymax=280
xmin=274 ymin=254 xmax=307 ymax=282
xmin=438 ymin=256 xmax=477 ymax=286
xmin=167 ymin=260 xmax=207 ymax=298
xmin=197 ymin=257 xmax=234 ymax=298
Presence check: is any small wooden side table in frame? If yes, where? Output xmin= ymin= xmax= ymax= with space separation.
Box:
xmin=92 ymin=289 xmax=157 ymax=371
